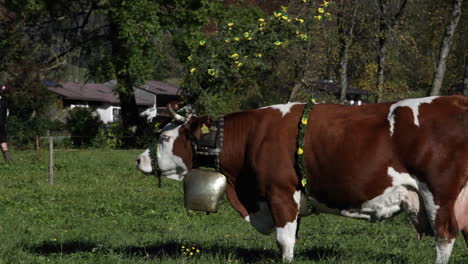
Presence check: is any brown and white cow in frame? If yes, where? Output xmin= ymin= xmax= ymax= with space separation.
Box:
xmin=136 ymin=95 xmax=468 ymax=264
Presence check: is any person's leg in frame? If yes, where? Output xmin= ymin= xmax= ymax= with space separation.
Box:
xmin=1 ymin=142 xmax=11 ymax=161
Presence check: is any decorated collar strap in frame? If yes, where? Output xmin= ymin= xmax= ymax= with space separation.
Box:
xmin=149 ymin=142 xmax=162 ymax=188
xmin=296 ymin=98 xmax=316 ymax=194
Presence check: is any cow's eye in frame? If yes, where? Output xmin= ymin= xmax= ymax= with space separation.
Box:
xmin=161 ymin=135 xmax=171 ymax=142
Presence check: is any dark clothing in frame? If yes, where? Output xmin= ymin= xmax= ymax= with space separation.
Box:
xmin=0 ymin=95 xmax=8 ymax=143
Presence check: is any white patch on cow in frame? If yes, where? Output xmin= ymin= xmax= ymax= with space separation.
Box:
xmin=261 ymin=102 xmax=302 ymax=117
xmin=387 ymin=167 xmax=419 ymax=190
xmin=157 ymin=124 xmax=188 ymax=181
xmin=293 ymin=191 xmax=301 ymax=208
xmin=276 ymin=191 xmax=301 ymax=262
xmin=136 ymin=149 xmax=153 ymax=173
xmin=387 ymin=96 xmax=439 ymax=136
xmin=435 ymin=237 xmax=455 ymax=264
xmin=247 ymin=201 xmax=275 ymax=235
xmin=276 ymin=220 xmax=297 ymax=262
xmin=340 ymin=167 xmax=421 ymax=221
xmin=417 ymin=181 xmax=440 ymax=230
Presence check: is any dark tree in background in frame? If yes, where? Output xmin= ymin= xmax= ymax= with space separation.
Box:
xmin=375 ymin=0 xmax=408 ymax=102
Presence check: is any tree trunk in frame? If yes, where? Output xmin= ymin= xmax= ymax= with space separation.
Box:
xmin=288 ymin=81 xmax=302 ymax=102
xmin=110 ymin=21 xmax=141 ymax=147
xmin=464 ymin=56 xmax=468 ymax=96
xmin=430 ymin=0 xmax=463 ymax=96
xmin=375 ymin=0 xmax=408 ymax=102
xmin=339 ymin=42 xmax=350 ymax=102
xmin=376 ymin=31 xmax=387 ymax=103
xmin=337 ymin=1 xmax=357 ymax=103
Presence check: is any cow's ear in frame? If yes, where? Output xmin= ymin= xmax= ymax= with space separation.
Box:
xmin=185 ymin=117 xmax=214 ymax=141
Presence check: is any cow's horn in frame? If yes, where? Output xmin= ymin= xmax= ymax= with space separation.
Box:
xmin=168 ymin=104 xmax=187 ymax=123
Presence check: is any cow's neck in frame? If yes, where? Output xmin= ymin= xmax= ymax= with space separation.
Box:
xmin=192 ymin=117 xmax=224 ymax=171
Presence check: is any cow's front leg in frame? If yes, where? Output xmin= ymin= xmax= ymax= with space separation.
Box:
xmin=435 ymin=236 xmax=456 ymax=264
xmin=433 ymin=209 xmax=458 ymax=264
xmin=270 ymin=190 xmax=301 ymax=262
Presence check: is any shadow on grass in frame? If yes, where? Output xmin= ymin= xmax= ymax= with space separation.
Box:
xmin=118 ymin=242 xmax=279 ymax=263
xmin=31 ymin=240 xmax=97 ymax=255
xmin=30 ymin=240 xmax=409 ymax=263
xmin=30 ymin=240 xmax=278 ymax=262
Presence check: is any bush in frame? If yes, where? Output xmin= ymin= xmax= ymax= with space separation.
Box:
xmin=92 ymin=121 xmax=124 ymax=149
xmin=66 ymin=107 xmax=103 ymax=147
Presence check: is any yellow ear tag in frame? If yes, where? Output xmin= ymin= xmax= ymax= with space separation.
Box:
xmin=201 ymin=124 xmax=210 ymax=134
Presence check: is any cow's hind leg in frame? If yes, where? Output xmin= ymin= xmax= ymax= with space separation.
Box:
xmin=420 ymin=183 xmax=459 ymax=264
xmin=270 ymin=190 xmax=301 ymax=262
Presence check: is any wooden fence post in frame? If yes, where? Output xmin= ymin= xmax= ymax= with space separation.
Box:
xmin=48 ymin=130 xmax=54 ymax=185
xmin=36 ymin=135 xmax=40 ymax=152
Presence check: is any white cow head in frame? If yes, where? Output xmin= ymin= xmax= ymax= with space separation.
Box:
xmin=136 ymin=104 xmax=212 ymax=181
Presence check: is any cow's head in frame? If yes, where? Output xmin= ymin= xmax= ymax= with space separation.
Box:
xmin=136 ymin=104 xmax=213 ymax=181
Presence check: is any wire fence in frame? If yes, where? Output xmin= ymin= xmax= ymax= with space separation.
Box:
xmin=12 ymin=132 xmax=149 ymax=185
xmin=7 ymin=133 xmax=156 ymax=151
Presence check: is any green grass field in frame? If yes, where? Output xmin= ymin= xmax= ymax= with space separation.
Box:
xmin=0 ymin=150 xmax=466 ymax=264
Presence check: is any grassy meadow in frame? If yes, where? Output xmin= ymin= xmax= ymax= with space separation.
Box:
xmin=0 ymin=150 xmax=466 ymax=264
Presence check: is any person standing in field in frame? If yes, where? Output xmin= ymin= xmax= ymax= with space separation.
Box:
xmin=0 ymin=84 xmax=11 ymax=161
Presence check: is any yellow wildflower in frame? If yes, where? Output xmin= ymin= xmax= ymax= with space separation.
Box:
xmin=187 ymin=55 xmax=192 ymax=61
xmin=301 ymin=118 xmax=308 ymax=125
xmin=207 ymin=69 xmax=217 ymax=76
xmin=190 ymin=68 xmax=196 ymax=73
xmin=295 ymin=18 xmax=304 ymax=23
xmin=311 ymin=98 xmax=317 ymax=103
xmin=323 ymin=1 xmax=330 ymax=7
xmin=318 ymin=8 xmax=325 ymax=13
xmin=196 ymin=249 xmax=200 ymax=253
xmin=274 ymin=40 xmax=282 ymax=46
xmin=243 ymin=32 xmax=250 ymax=38
xmin=234 ymin=36 xmax=240 ymax=41
xmin=225 ymin=38 xmax=231 ymax=43
xmin=281 ymin=6 xmax=288 ymax=12
xmin=274 ymin=11 xmax=282 ymax=17
xmin=301 ymin=178 xmax=307 ymax=187
xmin=236 ymin=62 xmax=243 ymax=68
xmin=315 ymin=15 xmax=323 ymax=21
xmin=255 ymin=53 xmax=263 ymax=58
xmin=227 ymin=22 xmax=234 ymax=27
xmin=297 ymin=148 xmax=304 ymax=155
xmin=199 ymin=40 xmax=206 ymax=46
xmin=230 ymin=53 xmax=239 ymax=60
xmin=258 ymin=18 xmax=265 ymax=22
